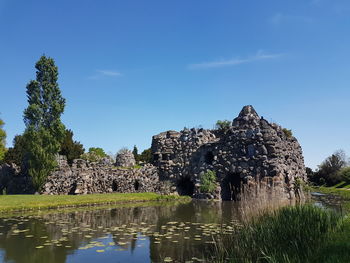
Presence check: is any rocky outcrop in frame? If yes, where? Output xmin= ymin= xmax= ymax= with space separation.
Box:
xmin=152 ymin=105 xmax=306 ymax=200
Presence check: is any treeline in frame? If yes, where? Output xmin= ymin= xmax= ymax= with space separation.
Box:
xmin=0 ymin=56 xmax=152 ymax=192
xmin=307 ymin=150 xmax=350 ymax=186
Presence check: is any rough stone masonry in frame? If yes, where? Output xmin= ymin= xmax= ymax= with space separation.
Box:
xmin=0 ymin=105 xmax=306 ymax=200
xmin=152 ymin=105 xmax=306 ymax=200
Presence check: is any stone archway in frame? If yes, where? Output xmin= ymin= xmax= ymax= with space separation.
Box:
xmin=176 ymin=177 xmax=195 ymax=196
xmin=221 ymin=173 xmax=242 ymax=201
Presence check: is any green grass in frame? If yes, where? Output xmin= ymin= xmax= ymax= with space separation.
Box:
xmin=311 ymin=184 xmax=350 ymax=198
xmin=212 ymin=205 xmax=349 ymax=263
xmin=0 ymin=193 xmax=190 ymax=213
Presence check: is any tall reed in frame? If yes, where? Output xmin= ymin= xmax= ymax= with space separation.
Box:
xmin=212 ymin=205 xmax=342 ymax=263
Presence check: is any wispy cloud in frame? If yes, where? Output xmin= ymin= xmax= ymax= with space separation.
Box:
xmin=96 ymin=70 xmax=122 ymax=77
xmin=188 ymin=50 xmax=283 ymax=70
xmin=270 ymin=13 xmax=313 ymax=25
xmin=88 ymin=70 xmax=122 ymax=79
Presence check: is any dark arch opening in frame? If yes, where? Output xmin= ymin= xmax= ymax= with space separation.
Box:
xmin=221 ymin=173 xmax=242 ymax=201
xmin=69 ymin=182 xmax=77 ymax=195
xmin=112 ymin=181 xmax=118 ymax=192
xmin=205 ymin=151 xmax=214 ymax=165
xmin=134 ymin=180 xmax=140 ymax=191
xmin=177 ymin=177 xmax=195 ymax=196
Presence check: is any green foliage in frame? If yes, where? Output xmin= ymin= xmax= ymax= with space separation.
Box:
xmin=88 ymin=147 xmax=107 ymax=158
xmin=0 ymin=117 xmax=6 ymax=162
xmin=339 ymin=167 xmax=350 ymax=183
xmin=200 ymin=170 xmax=217 ymax=193
xmin=59 ymin=129 xmax=85 ymax=164
xmin=138 ymin=148 xmax=152 ymax=163
xmin=81 ymin=147 xmax=107 ymax=162
xmin=311 ymin=150 xmax=348 ymax=186
xmin=215 ymin=120 xmax=231 ymax=133
xmin=213 ymin=205 xmax=342 ymax=263
xmin=282 ymin=128 xmax=293 ymax=138
xmin=3 ymin=135 xmax=26 ymax=166
xmin=24 ymin=127 xmax=60 ymax=191
xmin=23 ymin=55 xmax=66 ymax=191
xmin=132 ymin=145 xmax=139 ymax=162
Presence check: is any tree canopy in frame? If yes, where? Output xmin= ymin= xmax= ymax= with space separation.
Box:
xmin=59 ymin=129 xmax=85 ymax=164
xmin=23 ymin=55 xmax=66 ymax=191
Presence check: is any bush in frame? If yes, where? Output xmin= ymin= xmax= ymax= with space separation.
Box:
xmin=200 ymin=170 xmax=217 ymax=193
xmin=282 ymin=128 xmax=293 ymax=138
xmin=215 ymin=120 xmax=231 ymax=133
xmin=339 ymin=167 xmax=350 ymax=183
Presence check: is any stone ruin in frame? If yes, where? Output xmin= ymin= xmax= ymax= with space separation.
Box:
xmin=0 ymin=105 xmax=306 ymax=200
xmin=151 ymin=105 xmax=306 ymax=200
xmin=115 ymin=149 xmax=136 ymax=167
xmin=42 ymin=157 xmax=162 ymax=195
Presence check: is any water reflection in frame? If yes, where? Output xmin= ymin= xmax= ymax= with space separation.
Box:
xmin=0 ymin=199 xmax=303 ymax=263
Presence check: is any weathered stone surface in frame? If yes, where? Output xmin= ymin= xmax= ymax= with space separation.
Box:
xmin=0 ymin=105 xmax=306 ymax=200
xmin=152 ymin=105 xmax=306 ymax=200
xmin=42 ymin=157 xmax=164 ymax=195
xmin=115 ymin=149 xmax=136 ymax=167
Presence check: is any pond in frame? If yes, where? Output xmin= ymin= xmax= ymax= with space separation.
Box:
xmin=0 ymin=194 xmax=344 ymax=263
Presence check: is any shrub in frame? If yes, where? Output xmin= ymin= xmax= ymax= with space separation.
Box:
xmin=282 ymin=128 xmax=293 ymax=138
xmin=200 ymin=170 xmax=217 ymax=193
xmin=339 ymin=167 xmax=350 ymax=183
xmin=215 ymin=120 xmax=231 ymax=133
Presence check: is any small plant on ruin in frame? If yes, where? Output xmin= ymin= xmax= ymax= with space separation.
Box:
xmin=282 ymin=128 xmax=293 ymax=138
xmin=200 ymin=170 xmax=217 ymax=193
xmin=215 ymin=120 xmax=231 ymax=133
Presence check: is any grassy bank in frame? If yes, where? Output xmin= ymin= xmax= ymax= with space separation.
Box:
xmin=309 ymin=183 xmax=350 ymax=211
xmin=0 ymin=193 xmax=191 ymax=213
xmin=310 ymin=183 xmax=350 ymax=198
xmin=212 ymin=205 xmax=350 ymax=263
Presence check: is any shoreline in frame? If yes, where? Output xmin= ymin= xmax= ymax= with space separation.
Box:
xmin=0 ymin=192 xmax=191 ymax=213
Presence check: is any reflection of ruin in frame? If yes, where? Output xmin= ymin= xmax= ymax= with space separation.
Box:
xmin=0 ymin=198 xmax=294 ymax=263
xmin=152 ymin=105 xmax=307 ymax=200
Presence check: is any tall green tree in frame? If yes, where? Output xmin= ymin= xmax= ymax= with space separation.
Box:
xmin=0 ymin=117 xmax=6 ymax=162
xmin=23 ymin=55 xmax=66 ymax=191
xmin=132 ymin=145 xmax=139 ymax=162
xmin=59 ymin=129 xmax=85 ymax=164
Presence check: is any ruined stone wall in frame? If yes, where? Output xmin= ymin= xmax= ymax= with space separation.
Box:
xmin=42 ymin=157 xmax=164 ymax=195
xmin=0 ymin=157 xmax=166 ymax=195
xmin=152 ymin=106 xmax=306 ymax=200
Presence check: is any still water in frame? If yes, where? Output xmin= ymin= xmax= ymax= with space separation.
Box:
xmin=0 ymin=195 xmax=340 ymax=263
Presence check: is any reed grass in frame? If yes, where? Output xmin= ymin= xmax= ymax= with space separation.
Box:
xmin=212 ymin=205 xmax=346 ymax=263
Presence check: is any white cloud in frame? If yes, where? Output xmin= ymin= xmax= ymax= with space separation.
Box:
xmin=188 ymin=50 xmax=283 ymax=70
xmin=96 ymin=70 xmax=122 ymax=77
xmin=88 ymin=70 xmax=122 ymax=79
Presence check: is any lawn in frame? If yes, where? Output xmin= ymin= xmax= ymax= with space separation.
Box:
xmin=0 ymin=192 xmax=190 ymax=213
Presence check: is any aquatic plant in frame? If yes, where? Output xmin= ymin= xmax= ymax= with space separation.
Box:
xmin=212 ymin=205 xmax=344 ymax=263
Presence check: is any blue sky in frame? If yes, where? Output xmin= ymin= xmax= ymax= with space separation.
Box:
xmin=0 ymin=0 xmax=349 ymax=169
